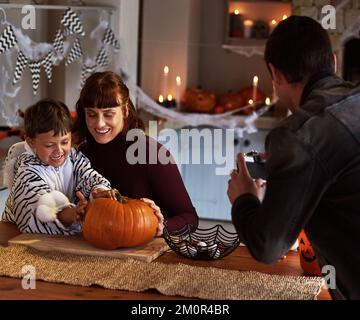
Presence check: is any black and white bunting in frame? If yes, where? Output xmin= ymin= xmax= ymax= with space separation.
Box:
xmin=95 ymin=46 xmax=108 ymax=67
xmin=52 ymin=29 xmax=64 ymax=55
xmin=41 ymin=51 xmax=53 ymax=83
xmin=102 ymin=27 xmax=120 ymax=50
xmin=61 ymin=7 xmax=85 ymax=37
xmin=66 ymin=38 xmax=83 ymax=66
xmin=12 ymin=50 xmax=28 ymax=85
xmin=0 ymin=25 xmax=17 ymax=54
xmin=80 ymin=63 xmax=97 ymax=88
xmin=29 ymin=61 xmax=41 ymax=95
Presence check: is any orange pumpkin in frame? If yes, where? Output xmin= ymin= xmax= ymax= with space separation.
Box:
xmin=83 ymin=194 xmax=158 ymax=250
xmin=182 ymin=88 xmax=216 ymax=113
xmin=239 ymin=86 xmax=266 ymax=105
xmin=218 ymin=91 xmax=245 ymax=111
xmin=298 ymin=230 xmax=322 ymax=276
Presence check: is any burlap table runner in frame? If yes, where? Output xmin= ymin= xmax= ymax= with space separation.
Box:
xmin=0 ymin=245 xmax=324 ymax=300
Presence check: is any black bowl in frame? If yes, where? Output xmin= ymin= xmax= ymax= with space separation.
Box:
xmin=163 ymin=224 xmax=240 ymax=260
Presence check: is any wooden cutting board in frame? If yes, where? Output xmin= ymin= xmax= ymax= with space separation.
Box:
xmin=8 ymin=233 xmax=169 ymax=263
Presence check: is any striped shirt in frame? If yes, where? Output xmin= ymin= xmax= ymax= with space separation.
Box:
xmin=2 ymin=146 xmax=111 ymax=235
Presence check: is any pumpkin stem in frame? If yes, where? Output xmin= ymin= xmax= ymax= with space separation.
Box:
xmin=115 ymin=190 xmax=127 ymax=203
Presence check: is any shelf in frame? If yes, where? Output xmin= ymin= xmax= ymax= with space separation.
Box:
xmin=222 ymin=44 xmax=265 ymax=57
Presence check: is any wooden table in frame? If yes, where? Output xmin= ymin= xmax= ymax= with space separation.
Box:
xmin=0 ymin=222 xmax=331 ymax=300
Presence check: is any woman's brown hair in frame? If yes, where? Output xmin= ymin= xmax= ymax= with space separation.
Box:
xmin=75 ymin=71 xmax=144 ymax=141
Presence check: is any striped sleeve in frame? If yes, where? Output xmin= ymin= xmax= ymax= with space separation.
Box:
xmin=2 ymin=154 xmax=78 ymax=235
xmin=72 ymin=150 xmax=111 ymax=198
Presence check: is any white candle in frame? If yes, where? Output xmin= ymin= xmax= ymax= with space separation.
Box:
xmin=252 ymin=75 xmax=258 ymax=102
xmin=269 ymin=19 xmax=277 ymax=34
xmin=175 ymin=76 xmax=181 ymax=110
xmin=163 ymin=66 xmax=169 ymax=98
xmin=243 ymin=19 xmax=253 ymax=39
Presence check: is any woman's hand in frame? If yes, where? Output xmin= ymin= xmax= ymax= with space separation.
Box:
xmin=140 ymin=198 xmax=164 ymax=236
xmin=91 ymin=188 xmax=119 ymax=200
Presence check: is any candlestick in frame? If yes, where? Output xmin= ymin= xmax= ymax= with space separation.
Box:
xmin=243 ymin=19 xmax=253 ymax=39
xmin=252 ymin=75 xmax=258 ymax=102
xmin=229 ymin=10 xmax=243 ymax=38
xmin=163 ymin=65 xmax=169 ymax=98
xmin=175 ymin=76 xmax=181 ymax=110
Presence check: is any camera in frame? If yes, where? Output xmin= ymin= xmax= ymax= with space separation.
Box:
xmin=242 ymin=151 xmax=268 ymax=179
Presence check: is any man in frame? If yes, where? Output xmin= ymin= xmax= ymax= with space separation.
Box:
xmin=227 ymin=16 xmax=360 ymax=300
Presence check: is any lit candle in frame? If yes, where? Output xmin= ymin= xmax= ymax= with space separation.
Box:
xmin=158 ymin=94 xmax=164 ymax=104
xmin=265 ymin=97 xmax=271 ymax=106
xmin=243 ymin=19 xmax=253 ymax=39
xmin=269 ymin=19 xmax=277 ymax=34
xmin=167 ymin=94 xmax=173 ymax=101
xmin=248 ymin=99 xmax=254 ymax=105
xmin=282 ymin=15 xmax=288 ymax=20
xmin=229 ymin=9 xmax=243 ymax=38
xmin=175 ymin=76 xmax=181 ymax=110
xmin=163 ymin=66 xmax=169 ymax=97
xmin=252 ymin=75 xmax=258 ymax=102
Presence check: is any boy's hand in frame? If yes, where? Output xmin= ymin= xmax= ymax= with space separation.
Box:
xmin=57 ymin=191 xmax=88 ymax=226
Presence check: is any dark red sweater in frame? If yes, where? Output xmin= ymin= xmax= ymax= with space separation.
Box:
xmin=79 ymin=133 xmax=199 ymax=232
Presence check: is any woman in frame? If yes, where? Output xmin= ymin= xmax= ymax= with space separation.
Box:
xmin=75 ymin=71 xmax=199 ymax=233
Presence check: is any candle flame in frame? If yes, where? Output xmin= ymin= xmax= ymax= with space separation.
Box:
xmin=265 ymin=97 xmax=271 ymax=105
xmin=176 ymin=76 xmax=181 ymax=85
xmin=248 ymin=99 xmax=254 ymax=105
xmin=234 ymin=9 xmax=240 ymax=15
xmin=159 ymin=95 xmax=164 ymax=103
xmin=271 ymin=19 xmax=277 ymax=25
xmin=167 ymin=94 xmax=173 ymax=101
xmin=282 ymin=15 xmax=288 ymax=20
xmin=164 ymin=66 xmax=169 ymax=74
xmin=253 ymin=75 xmax=259 ymax=86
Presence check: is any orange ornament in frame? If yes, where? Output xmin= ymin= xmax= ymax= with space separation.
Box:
xmin=298 ymin=230 xmax=322 ymax=276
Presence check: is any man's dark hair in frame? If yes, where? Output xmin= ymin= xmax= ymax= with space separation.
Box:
xmin=264 ymin=15 xmax=334 ymax=83
xmin=24 ymin=99 xmax=73 ymax=139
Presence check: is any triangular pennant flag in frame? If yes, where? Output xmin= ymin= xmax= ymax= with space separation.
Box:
xmin=66 ymin=38 xmax=83 ymax=66
xmin=41 ymin=51 xmax=53 ymax=83
xmin=29 ymin=61 xmax=41 ymax=95
xmin=0 ymin=25 xmax=17 ymax=54
xmin=53 ymin=29 xmax=64 ymax=55
xmin=61 ymin=7 xmax=85 ymax=37
xmin=102 ymin=27 xmax=120 ymax=50
xmin=95 ymin=47 xmax=108 ymax=68
xmin=81 ymin=63 xmax=97 ymax=88
xmin=13 ymin=50 xmax=28 ymax=85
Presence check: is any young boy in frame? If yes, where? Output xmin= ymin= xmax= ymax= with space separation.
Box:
xmin=1 ymin=99 xmax=112 ymax=235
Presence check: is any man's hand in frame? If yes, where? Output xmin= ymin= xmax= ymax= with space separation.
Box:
xmin=140 ymin=198 xmax=164 ymax=236
xmin=227 ymin=153 xmax=266 ymax=204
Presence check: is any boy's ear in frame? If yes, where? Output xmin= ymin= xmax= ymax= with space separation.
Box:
xmin=269 ymin=63 xmax=287 ymax=86
xmin=25 ymin=135 xmax=34 ymax=149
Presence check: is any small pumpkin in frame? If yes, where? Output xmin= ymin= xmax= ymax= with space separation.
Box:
xmin=239 ymin=86 xmax=266 ymax=105
xmin=83 ymin=193 xmax=158 ymax=250
xmin=182 ymin=88 xmax=216 ymax=113
xmin=218 ymin=91 xmax=245 ymax=111
xmin=298 ymin=230 xmax=322 ymax=276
